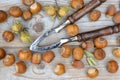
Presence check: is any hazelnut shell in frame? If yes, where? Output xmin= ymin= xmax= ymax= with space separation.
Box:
xmin=2 ymin=31 xmax=14 ymax=42
xmin=32 ymin=53 xmax=41 ymax=64
xmin=106 ymin=5 xmax=116 ymax=18
xmin=71 ymin=0 xmax=84 ymax=9
xmin=22 ymin=10 xmax=32 ymax=20
xmin=89 ymin=10 xmax=101 ymax=21
xmin=54 ymin=63 xmax=65 ymax=75
xmin=113 ymin=11 xmax=120 ymax=24
xmin=72 ymin=60 xmax=84 ymax=69
xmin=87 ymin=68 xmax=99 ymax=78
xmin=0 ymin=10 xmax=7 ymax=23
xmin=22 ymin=0 xmax=35 ymax=6
xmin=0 ymin=48 xmax=6 ymax=59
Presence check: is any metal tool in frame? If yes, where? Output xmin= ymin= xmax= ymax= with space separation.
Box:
xmin=30 ymin=0 xmax=106 ymax=52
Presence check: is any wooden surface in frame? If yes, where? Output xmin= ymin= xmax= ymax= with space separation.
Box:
xmin=0 ymin=0 xmax=120 ymax=80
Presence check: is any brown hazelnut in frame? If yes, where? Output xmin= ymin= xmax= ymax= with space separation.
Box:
xmin=16 ymin=61 xmax=27 ymax=74
xmin=89 ymin=10 xmax=101 ymax=21
xmin=113 ymin=11 xmax=120 ymax=24
xmin=81 ymin=40 xmax=94 ymax=51
xmin=66 ymin=24 xmax=79 ymax=36
xmin=32 ymin=53 xmax=41 ymax=64
xmin=72 ymin=60 xmax=84 ymax=69
xmin=0 ymin=48 xmax=6 ymax=60
xmin=94 ymin=48 xmax=106 ymax=60
xmin=2 ymin=31 xmax=14 ymax=42
xmin=107 ymin=60 xmax=118 ymax=73
xmin=94 ymin=37 xmax=108 ymax=48
xmin=3 ymin=54 xmax=15 ymax=66
xmin=0 ymin=10 xmax=7 ymax=23
xmin=22 ymin=0 xmax=35 ymax=6
xmin=42 ymin=51 xmax=55 ymax=63
xmin=73 ymin=47 xmax=84 ymax=60
xmin=87 ymin=67 xmax=99 ymax=78
xmin=106 ymin=5 xmax=116 ymax=18
xmin=30 ymin=2 xmax=42 ymax=14
xmin=18 ymin=50 xmax=32 ymax=61
xmin=54 ymin=63 xmax=65 ymax=75
xmin=71 ymin=0 xmax=84 ymax=9
xmin=112 ymin=48 xmax=120 ymax=58
xmin=22 ymin=10 xmax=32 ymax=20
xmin=61 ymin=45 xmax=72 ymax=58
xmin=9 ymin=6 xmax=22 ymax=17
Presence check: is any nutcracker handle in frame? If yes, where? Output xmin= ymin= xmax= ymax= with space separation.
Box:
xmin=68 ymin=0 xmax=106 ymax=23
xmin=77 ymin=24 xmax=120 ymax=41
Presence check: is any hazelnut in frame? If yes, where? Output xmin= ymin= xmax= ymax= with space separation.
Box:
xmin=94 ymin=37 xmax=108 ymax=48
xmin=2 ymin=31 xmax=14 ymax=42
xmin=89 ymin=10 xmax=101 ymax=21
xmin=30 ymin=2 xmax=42 ymax=14
xmin=3 ymin=54 xmax=15 ymax=66
xmin=61 ymin=45 xmax=72 ymax=58
xmin=73 ymin=47 xmax=84 ymax=60
xmin=106 ymin=5 xmax=116 ymax=18
xmin=0 ymin=48 xmax=6 ymax=60
xmin=0 ymin=10 xmax=7 ymax=23
xmin=54 ymin=63 xmax=65 ymax=75
xmin=81 ymin=40 xmax=94 ymax=51
xmin=72 ymin=60 xmax=84 ymax=69
xmin=71 ymin=0 xmax=84 ymax=9
xmin=22 ymin=10 xmax=32 ymax=20
xmin=16 ymin=61 xmax=27 ymax=74
xmin=32 ymin=53 xmax=41 ymax=64
xmin=87 ymin=67 xmax=99 ymax=78
xmin=9 ymin=6 xmax=22 ymax=17
xmin=66 ymin=24 xmax=79 ymax=36
xmin=22 ymin=0 xmax=35 ymax=6
xmin=117 ymin=36 xmax=120 ymax=44
xmin=113 ymin=11 xmax=120 ymax=24
xmin=107 ymin=60 xmax=118 ymax=73
xmin=18 ymin=50 xmax=32 ymax=61
xmin=112 ymin=48 xmax=120 ymax=58
xmin=94 ymin=48 xmax=106 ymax=60
xmin=42 ymin=51 xmax=55 ymax=63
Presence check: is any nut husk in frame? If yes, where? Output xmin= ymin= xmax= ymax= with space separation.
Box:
xmin=73 ymin=47 xmax=84 ymax=60
xmin=72 ymin=60 xmax=84 ymax=69
xmin=0 ymin=48 xmax=6 ymax=60
xmin=0 ymin=10 xmax=7 ymax=23
xmin=32 ymin=53 xmax=41 ymax=64
xmin=94 ymin=48 xmax=106 ymax=60
xmin=71 ymin=0 xmax=84 ymax=9
xmin=107 ymin=60 xmax=118 ymax=73
xmin=54 ymin=63 xmax=65 ymax=75
xmin=9 ymin=6 xmax=22 ymax=17
xmin=30 ymin=2 xmax=42 ymax=14
xmin=22 ymin=10 xmax=32 ymax=20
xmin=22 ymin=0 xmax=35 ymax=6
xmin=61 ymin=45 xmax=72 ymax=58
xmin=66 ymin=24 xmax=79 ymax=36
xmin=42 ymin=51 xmax=55 ymax=63
xmin=16 ymin=61 xmax=27 ymax=74
xmin=89 ymin=10 xmax=101 ymax=21
xmin=87 ymin=68 xmax=99 ymax=78
xmin=3 ymin=54 xmax=15 ymax=66
xmin=2 ymin=31 xmax=14 ymax=42
xmin=18 ymin=50 xmax=32 ymax=61
xmin=94 ymin=37 xmax=108 ymax=48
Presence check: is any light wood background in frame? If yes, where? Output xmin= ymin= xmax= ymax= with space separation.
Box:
xmin=0 ymin=0 xmax=120 ymax=80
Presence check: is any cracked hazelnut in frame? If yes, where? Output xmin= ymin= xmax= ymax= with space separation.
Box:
xmin=73 ymin=47 xmax=84 ymax=60
xmin=32 ymin=53 xmax=41 ymax=64
xmin=66 ymin=24 xmax=79 ymax=36
xmin=22 ymin=0 xmax=35 ymax=6
xmin=0 ymin=48 xmax=6 ymax=60
xmin=16 ymin=61 xmax=27 ymax=74
xmin=89 ymin=10 xmax=101 ymax=21
xmin=0 ymin=10 xmax=7 ymax=23
xmin=30 ymin=2 xmax=42 ymax=14
xmin=54 ymin=63 xmax=65 ymax=75
xmin=106 ymin=5 xmax=116 ymax=18
xmin=61 ymin=45 xmax=72 ymax=58
xmin=107 ymin=60 xmax=118 ymax=73
xmin=42 ymin=51 xmax=55 ymax=63
xmin=94 ymin=37 xmax=108 ymax=48
xmin=2 ymin=31 xmax=14 ymax=42
xmin=71 ymin=0 xmax=84 ymax=9
xmin=9 ymin=6 xmax=22 ymax=17
xmin=3 ymin=54 xmax=15 ymax=66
